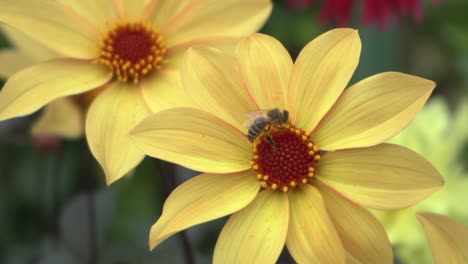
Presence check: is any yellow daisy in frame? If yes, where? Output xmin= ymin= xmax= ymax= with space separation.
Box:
xmin=418 ymin=213 xmax=468 ymax=264
xmin=0 ymin=0 xmax=272 ymax=184
xmin=131 ymin=29 xmax=444 ymax=263
xmin=0 ymin=26 xmax=84 ymax=139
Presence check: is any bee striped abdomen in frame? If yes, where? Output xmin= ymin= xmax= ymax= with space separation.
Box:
xmin=248 ymin=117 xmax=268 ymax=142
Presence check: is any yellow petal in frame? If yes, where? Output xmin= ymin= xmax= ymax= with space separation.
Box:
xmin=236 ymin=33 xmax=292 ymax=110
xmin=0 ymin=50 xmax=35 ymax=78
xmin=162 ymin=0 xmax=272 ymax=47
xmin=213 ymin=190 xmax=288 ymax=264
xmin=0 ymin=0 xmax=98 ymax=58
xmin=149 ymin=170 xmax=260 ymax=250
xmin=139 ymin=70 xmax=192 ymax=112
xmin=312 ymin=72 xmax=436 ymax=150
xmin=0 ymin=59 xmax=111 ymax=121
xmin=57 ymin=0 xmax=117 ymax=33
xmin=146 ymin=0 xmax=193 ymax=29
xmin=86 ymin=82 xmax=150 ymax=185
xmin=1 ymin=25 xmax=54 ymax=61
xmin=31 ymin=98 xmax=83 ymax=139
xmin=286 ymin=185 xmax=345 ymax=264
xmin=314 ymin=180 xmax=393 ymax=264
xmin=288 ymin=28 xmax=361 ymax=131
xmin=165 ymin=36 xmax=240 ymax=71
xmin=316 ymin=143 xmax=444 ymax=210
xmin=182 ymin=46 xmax=257 ymax=132
xmin=418 ymin=213 xmax=468 ymax=264
xmin=131 ymin=108 xmax=252 ymax=173
xmin=115 ymin=0 xmax=147 ymax=20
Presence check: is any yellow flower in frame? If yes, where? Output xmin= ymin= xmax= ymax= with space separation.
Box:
xmin=0 ymin=26 xmax=84 ymax=139
xmin=418 ymin=213 xmax=468 ymax=264
xmin=0 ymin=0 xmax=272 ymax=184
xmin=130 ymin=29 xmax=444 ymax=263
xmin=374 ymin=97 xmax=468 ymax=263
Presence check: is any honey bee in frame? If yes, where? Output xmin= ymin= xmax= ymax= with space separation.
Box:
xmin=245 ymin=108 xmax=290 ymax=146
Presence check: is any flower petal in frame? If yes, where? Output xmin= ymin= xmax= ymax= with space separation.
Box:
xmin=0 ymin=59 xmax=111 ymax=121
xmin=288 ymin=28 xmax=361 ymax=131
xmin=1 ymin=25 xmax=54 ymax=61
xmin=236 ymin=33 xmax=292 ymax=110
xmin=131 ymin=108 xmax=251 ymax=173
xmin=57 ymin=0 xmax=117 ymax=33
xmin=162 ymin=0 xmax=272 ymax=47
xmin=0 ymin=50 xmax=35 ymax=78
xmin=314 ymin=180 xmax=393 ymax=264
xmin=86 ymin=82 xmax=150 ymax=185
xmin=418 ymin=213 xmax=468 ymax=264
xmin=31 ymin=98 xmax=83 ymax=139
xmin=316 ymin=143 xmax=444 ymax=210
xmin=146 ymin=0 xmax=193 ymax=29
xmin=149 ymin=170 xmax=260 ymax=250
xmin=286 ymin=185 xmax=345 ymax=264
xmin=0 ymin=0 xmax=98 ymax=58
xmin=312 ymin=72 xmax=436 ymax=150
xmin=182 ymin=46 xmax=257 ymax=132
xmin=213 ymin=190 xmax=288 ymax=264
xmin=139 ymin=70 xmax=192 ymax=113
xmin=115 ymin=0 xmax=147 ymax=20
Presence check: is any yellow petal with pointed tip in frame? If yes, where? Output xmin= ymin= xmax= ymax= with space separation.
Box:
xmin=86 ymin=83 xmax=150 ymax=185
xmin=0 ymin=0 xmax=98 ymax=58
xmin=418 ymin=213 xmax=468 ymax=264
xmin=214 ymin=190 xmax=288 ymax=264
xmin=0 ymin=59 xmax=111 ymax=121
xmin=286 ymin=185 xmax=345 ymax=264
xmin=163 ymin=0 xmax=272 ymax=47
xmin=149 ymin=170 xmax=260 ymax=250
xmin=182 ymin=46 xmax=257 ymax=132
xmin=56 ymin=0 xmax=117 ymax=33
xmin=131 ymin=108 xmax=251 ymax=173
xmin=236 ymin=33 xmax=292 ymax=110
xmin=312 ymin=72 xmax=435 ymax=150
xmin=31 ymin=98 xmax=83 ymax=139
xmin=315 ymin=180 xmax=393 ymax=264
xmin=288 ymin=28 xmax=361 ymax=131
xmin=0 ymin=50 xmax=35 ymax=78
xmin=317 ymin=143 xmax=444 ymax=210
xmin=140 ymin=70 xmax=192 ymax=113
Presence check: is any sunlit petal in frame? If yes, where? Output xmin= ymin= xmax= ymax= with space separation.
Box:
xmin=0 ymin=0 xmax=98 ymax=58
xmin=182 ymin=47 xmax=257 ymax=132
xmin=86 ymin=82 xmax=150 ymax=185
xmin=149 ymin=170 xmax=260 ymax=250
xmin=287 ymin=185 xmax=345 ymax=263
xmin=236 ymin=33 xmax=292 ymax=110
xmin=317 ymin=143 xmax=444 ymax=210
xmin=1 ymin=26 xmax=55 ymax=61
xmin=115 ymin=0 xmax=148 ymax=20
xmin=31 ymin=98 xmax=83 ymax=139
xmin=315 ymin=180 xmax=393 ymax=264
xmin=288 ymin=28 xmax=361 ymax=130
xmin=418 ymin=213 xmax=468 ymax=264
xmin=162 ymin=0 xmax=272 ymax=47
xmin=312 ymin=72 xmax=436 ymax=150
xmin=131 ymin=108 xmax=251 ymax=173
xmin=0 ymin=59 xmax=111 ymax=121
xmin=214 ymin=190 xmax=288 ymax=264
xmin=57 ymin=0 xmax=117 ymax=33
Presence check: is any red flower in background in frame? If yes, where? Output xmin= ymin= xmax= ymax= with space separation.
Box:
xmin=286 ymin=0 xmax=441 ymax=29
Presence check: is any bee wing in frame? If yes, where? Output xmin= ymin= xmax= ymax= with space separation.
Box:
xmin=243 ymin=110 xmax=269 ymax=128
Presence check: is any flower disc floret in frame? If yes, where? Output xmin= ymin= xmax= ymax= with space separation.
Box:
xmin=98 ymin=22 xmax=167 ymax=84
xmin=251 ymin=125 xmax=321 ymax=192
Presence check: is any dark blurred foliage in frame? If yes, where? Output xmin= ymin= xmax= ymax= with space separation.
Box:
xmin=1 ymin=1 xmax=468 ymax=263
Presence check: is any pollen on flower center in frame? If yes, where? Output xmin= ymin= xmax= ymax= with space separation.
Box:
xmin=250 ymin=125 xmax=321 ymax=192
xmin=98 ymin=22 xmax=167 ymax=84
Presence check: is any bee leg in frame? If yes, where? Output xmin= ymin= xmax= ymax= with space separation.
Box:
xmin=264 ymin=124 xmax=276 ymax=149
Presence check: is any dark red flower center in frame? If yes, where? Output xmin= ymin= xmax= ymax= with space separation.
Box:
xmin=98 ymin=22 xmax=166 ymax=83
xmin=251 ymin=125 xmax=321 ymax=192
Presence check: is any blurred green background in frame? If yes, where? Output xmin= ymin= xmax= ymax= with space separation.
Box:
xmin=1 ymin=1 xmax=467 ymax=263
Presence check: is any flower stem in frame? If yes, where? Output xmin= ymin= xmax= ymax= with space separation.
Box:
xmin=154 ymin=159 xmax=195 ymax=264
